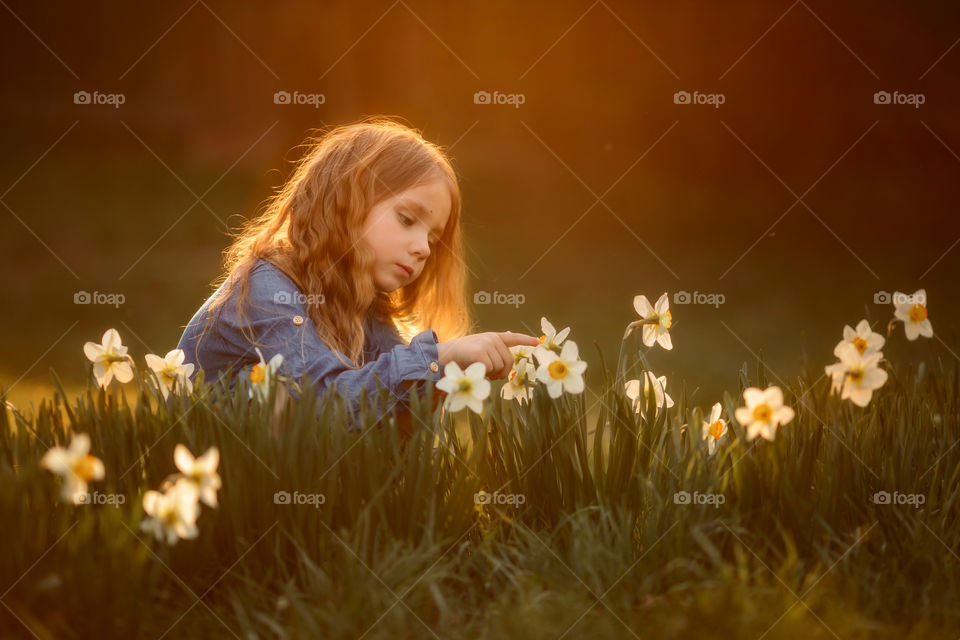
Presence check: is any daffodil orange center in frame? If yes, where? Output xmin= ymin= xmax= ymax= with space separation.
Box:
xmin=752 ymin=404 xmax=772 ymax=423
xmin=661 ymin=310 xmax=672 ymax=329
xmin=852 ymin=337 xmax=867 ymax=354
xmin=848 ymin=367 xmax=864 ymax=383
xmin=709 ymin=420 xmax=724 ymax=439
xmin=161 ymin=504 xmax=180 ymax=526
xmin=250 ymin=365 xmax=265 ymax=384
xmin=548 ymin=360 xmax=568 ymax=380
xmin=909 ymin=304 xmax=927 ymax=322
xmin=72 ymin=455 xmax=99 ymax=481
xmin=457 ymin=379 xmax=473 ymax=393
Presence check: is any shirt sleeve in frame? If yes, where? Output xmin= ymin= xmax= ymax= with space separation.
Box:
xmin=368 ymin=316 xmax=405 ymax=352
xmin=217 ymin=262 xmax=444 ymax=419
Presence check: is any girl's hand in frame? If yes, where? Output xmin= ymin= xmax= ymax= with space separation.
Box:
xmin=437 ymin=332 xmax=540 ymax=380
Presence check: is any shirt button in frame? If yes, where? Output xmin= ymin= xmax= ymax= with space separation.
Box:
xmin=429 ymin=361 xmax=439 ymax=373
xmin=292 ymin=315 xmax=305 ymax=326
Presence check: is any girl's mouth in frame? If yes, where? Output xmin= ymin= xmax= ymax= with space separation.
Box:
xmin=396 ymin=264 xmax=413 ymax=278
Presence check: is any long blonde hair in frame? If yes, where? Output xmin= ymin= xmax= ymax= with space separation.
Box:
xmin=197 ymin=117 xmax=470 ymax=367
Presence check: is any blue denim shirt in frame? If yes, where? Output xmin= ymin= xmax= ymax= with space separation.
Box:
xmin=176 ymin=259 xmax=444 ymax=418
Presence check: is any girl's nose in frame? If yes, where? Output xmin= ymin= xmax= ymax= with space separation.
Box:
xmin=411 ymin=235 xmax=431 ymax=258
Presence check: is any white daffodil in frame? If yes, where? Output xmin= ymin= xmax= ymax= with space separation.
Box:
xmin=140 ymin=477 xmax=201 ymax=546
xmin=40 ymin=433 xmax=105 ymax=504
xmin=534 ymin=340 xmax=587 ymax=398
xmin=893 ymin=289 xmax=933 ymax=341
xmin=501 ymin=357 xmax=537 ymax=404
xmin=834 ymin=319 xmax=884 ymax=358
xmin=173 ymin=444 xmax=221 ymax=508
xmin=249 ymin=348 xmax=284 ymax=403
xmin=701 ymin=402 xmax=728 ymax=456
xmin=509 ymin=344 xmax=538 ymax=365
xmin=632 ymin=293 xmax=673 ymax=350
xmin=824 ymin=360 xmax=848 ymax=394
xmin=436 ymin=362 xmax=491 ymax=414
xmin=734 ymin=386 xmax=795 ymax=442
xmin=145 ymin=349 xmax=195 ymax=399
xmin=624 ymin=371 xmax=674 ymax=416
xmin=832 ymin=342 xmax=888 ymax=408
xmin=83 ymin=328 xmax=134 ymax=388
xmin=537 ymin=317 xmax=570 ymax=354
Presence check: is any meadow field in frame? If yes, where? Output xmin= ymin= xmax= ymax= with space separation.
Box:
xmin=2 ymin=295 xmax=957 ymax=639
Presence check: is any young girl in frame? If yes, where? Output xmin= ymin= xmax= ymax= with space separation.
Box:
xmin=177 ymin=118 xmax=538 ymax=422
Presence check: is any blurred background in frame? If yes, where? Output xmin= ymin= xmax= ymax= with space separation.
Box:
xmin=1 ymin=0 xmax=958 ymax=411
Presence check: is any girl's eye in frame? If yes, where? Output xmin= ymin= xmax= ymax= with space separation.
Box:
xmin=398 ymin=213 xmax=413 ymax=226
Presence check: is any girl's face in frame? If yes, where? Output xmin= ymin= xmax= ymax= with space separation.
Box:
xmin=360 ymin=177 xmax=452 ymax=292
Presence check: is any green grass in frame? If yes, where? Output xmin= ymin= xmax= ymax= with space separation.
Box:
xmin=1 ymin=338 xmax=958 ymax=639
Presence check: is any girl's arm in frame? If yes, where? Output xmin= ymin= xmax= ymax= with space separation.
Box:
xmin=217 ymin=261 xmax=444 ymax=421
